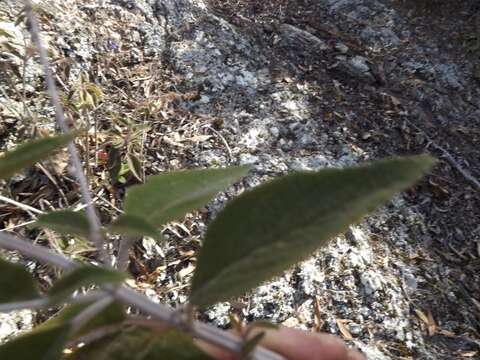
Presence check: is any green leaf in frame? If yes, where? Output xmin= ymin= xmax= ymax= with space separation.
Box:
xmin=36 ymin=210 xmax=90 ymax=239
xmin=0 ymin=132 xmax=76 ymax=180
xmin=110 ymin=215 xmax=163 ymax=241
xmin=0 ymin=323 xmax=70 ymax=360
xmin=49 ymin=265 xmax=127 ymax=303
xmin=126 ymin=153 xmax=143 ymax=182
xmin=69 ymin=328 xmax=213 ymax=360
xmin=190 ymin=155 xmax=436 ymax=306
xmin=124 ymin=166 xmax=251 ymax=227
xmin=39 ymin=301 xmax=125 ymax=338
xmin=0 ymin=258 xmax=39 ymax=304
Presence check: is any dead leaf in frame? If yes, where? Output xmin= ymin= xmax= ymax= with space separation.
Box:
xmin=459 ymin=351 xmax=478 ymax=358
xmin=415 ymin=308 xmax=437 ymax=336
xmin=183 ymin=135 xmax=212 ymax=143
xmin=438 ymin=329 xmax=456 ymax=338
xmin=313 ymin=296 xmax=323 ymax=332
xmin=335 ymin=319 xmax=353 ymax=341
xmin=178 ymin=264 xmax=195 ymax=278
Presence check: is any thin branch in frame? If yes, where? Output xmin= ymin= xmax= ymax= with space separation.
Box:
xmin=0 ymin=233 xmax=284 ymax=360
xmin=0 ymin=298 xmax=47 ymax=313
xmin=70 ymin=296 xmax=114 ymax=334
xmin=116 ymin=236 xmax=135 ymax=271
xmin=0 ymin=194 xmax=44 ymax=215
xmin=428 ymin=142 xmax=480 ymax=191
xmin=67 ymin=323 xmax=122 ymax=348
xmin=403 ymin=117 xmax=480 ymax=191
xmin=0 ymin=232 xmax=73 ymax=269
xmin=114 ymin=288 xmax=284 ymax=360
xmin=23 ymin=0 xmax=108 ymax=264
xmin=0 ymin=219 xmax=36 ymax=233
xmin=0 ymin=290 xmax=105 ymax=313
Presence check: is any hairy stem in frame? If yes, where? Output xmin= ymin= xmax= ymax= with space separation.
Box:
xmin=0 ymin=291 xmax=105 ymax=313
xmin=0 ymin=233 xmax=284 ymax=360
xmin=23 ymin=0 xmax=108 ymax=264
xmin=70 ymin=296 xmax=114 ymax=334
xmin=116 ymin=236 xmax=136 ymax=271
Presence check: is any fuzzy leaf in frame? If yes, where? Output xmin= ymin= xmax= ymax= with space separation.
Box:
xmin=124 ymin=166 xmax=251 ymax=227
xmin=36 ymin=210 xmax=90 ymax=239
xmin=49 ymin=265 xmax=127 ymax=303
xmin=0 ymin=132 xmax=76 ymax=180
xmin=0 ymin=323 xmax=70 ymax=360
xmin=190 ymin=155 xmax=435 ymax=306
xmin=110 ymin=215 xmax=163 ymax=241
xmin=69 ymin=328 xmax=213 ymax=360
xmin=0 ymin=258 xmax=39 ymax=303
xmin=39 ymin=301 xmax=125 ymax=338
xmin=126 ymin=153 xmax=143 ymax=182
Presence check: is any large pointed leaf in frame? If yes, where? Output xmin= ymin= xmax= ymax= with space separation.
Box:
xmin=39 ymin=300 xmax=125 ymax=338
xmin=109 ymin=214 xmax=163 ymax=241
xmin=190 ymin=155 xmax=436 ymax=306
xmin=0 ymin=132 xmax=76 ymax=180
xmin=0 ymin=258 xmax=39 ymax=303
xmin=0 ymin=323 xmax=70 ymax=360
xmin=36 ymin=210 xmax=90 ymax=239
xmin=69 ymin=328 xmax=213 ymax=360
xmin=123 ymin=166 xmax=251 ymax=227
xmin=48 ymin=265 xmax=127 ymax=303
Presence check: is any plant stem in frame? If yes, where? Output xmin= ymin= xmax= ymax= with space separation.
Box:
xmin=23 ymin=0 xmax=108 ymax=264
xmin=116 ymin=236 xmax=135 ymax=271
xmin=0 ymin=233 xmax=284 ymax=360
xmin=0 ymin=291 xmax=105 ymax=313
xmin=70 ymin=296 xmax=114 ymax=334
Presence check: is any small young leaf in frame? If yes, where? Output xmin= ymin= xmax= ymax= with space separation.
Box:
xmin=0 ymin=132 xmax=76 ymax=180
xmin=49 ymin=265 xmax=127 ymax=303
xmin=124 ymin=166 xmax=251 ymax=227
xmin=126 ymin=153 xmax=143 ymax=182
xmin=0 ymin=323 xmax=70 ymax=360
xmin=190 ymin=155 xmax=435 ymax=306
xmin=0 ymin=258 xmax=39 ymax=303
xmin=69 ymin=328 xmax=213 ymax=360
xmin=36 ymin=210 xmax=90 ymax=239
xmin=39 ymin=301 xmax=125 ymax=338
xmin=109 ymin=215 xmax=163 ymax=241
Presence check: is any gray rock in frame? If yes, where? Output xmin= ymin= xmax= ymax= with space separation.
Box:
xmin=239 ymin=153 xmax=260 ymax=165
xmin=360 ymin=270 xmax=384 ymax=296
xmin=0 ymin=310 xmax=34 ymax=343
xmin=279 ymin=24 xmax=328 ymax=55
xmin=335 ymin=42 xmax=349 ymax=54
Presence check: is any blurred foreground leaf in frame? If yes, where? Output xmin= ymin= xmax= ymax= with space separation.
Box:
xmin=39 ymin=300 xmax=125 ymax=338
xmin=0 ymin=323 xmax=69 ymax=360
xmin=69 ymin=328 xmax=213 ymax=360
xmin=109 ymin=215 xmax=163 ymax=241
xmin=0 ymin=132 xmax=76 ymax=180
xmin=36 ymin=210 xmax=90 ymax=239
xmin=49 ymin=265 xmax=127 ymax=303
xmin=191 ymin=155 xmax=435 ymax=306
xmin=0 ymin=258 xmax=39 ymax=304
